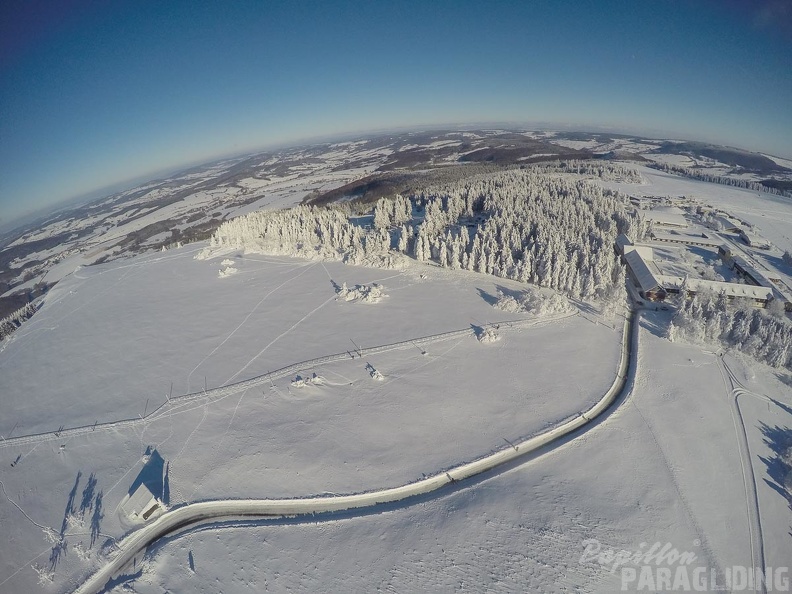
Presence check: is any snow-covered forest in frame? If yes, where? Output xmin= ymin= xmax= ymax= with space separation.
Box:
xmin=0 ymin=301 xmax=38 ymax=340
xmin=648 ymin=162 xmax=792 ymax=198
xmin=202 ymin=165 xmax=645 ymax=302
xmin=669 ymin=291 xmax=792 ymax=371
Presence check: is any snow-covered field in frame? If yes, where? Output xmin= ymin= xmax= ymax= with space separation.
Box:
xmin=0 ymin=244 xmax=625 ymax=593
xmin=104 ymin=313 xmax=792 ymax=594
xmin=2 ymin=164 xmax=792 ymax=594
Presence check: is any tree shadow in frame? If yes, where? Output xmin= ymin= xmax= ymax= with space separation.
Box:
xmin=493 ymin=285 xmax=526 ymax=300
xmin=79 ymin=473 xmax=98 ymax=516
xmin=638 ymin=310 xmax=669 ymax=339
xmin=757 ymin=422 xmax=792 ymax=538
xmin=469 ymin=323 xmax=484 ymax=337
xmin=761 ymin=253 xmax=792 ymax=277
xmin=103 ymin=566 xmax=143 ymax=591
xmin=476 ymin=287 xmax=499 ymax=306
xmin=49 ymin=540 xmax=67 ymax=571
xmin=566 ymin=295 xmax=600 ymax=316
xmin=770 ymin=395 xmax=792 ymax=417
xmin=60 ymin=471 xmax=82 ymax=536
xmin=90 ymin=491 xmax=104 ymax=547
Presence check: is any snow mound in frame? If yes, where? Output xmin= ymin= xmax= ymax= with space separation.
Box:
xmin=220 ymin=259 xmax=235 ymax=266
xmin=493 ymin=289 xmax=572 ymax=317
xmin=336 ymin=282 xmax=388 ymax=303
xmin=290 ymin=373 xmax=324 ymax=388
xmin=476 ymin=326 xmax=500 ymax=343
xmin=218 ymin=266 xmax=238 ymax=278
xmin=366 ymin=363 xmax=384 ymax=380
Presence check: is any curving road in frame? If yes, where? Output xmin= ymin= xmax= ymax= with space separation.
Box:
xmin=72 ymin=310 xmax=637 ymax=594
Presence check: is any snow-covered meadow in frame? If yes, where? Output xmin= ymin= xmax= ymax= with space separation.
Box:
xmin=1 ymin=163 xmax=791 ymax=593
xmin=0 ymin=241 xmax=624 ymax=593
xmin=99 ymin=311 xmax=792 ymax=594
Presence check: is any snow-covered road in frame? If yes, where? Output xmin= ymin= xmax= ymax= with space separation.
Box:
xmin=72 ymin=310 xmax=637 ymax=594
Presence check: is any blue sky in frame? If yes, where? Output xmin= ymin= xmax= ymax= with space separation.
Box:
xmin=1 ymin=0 xmax=791 ymax=224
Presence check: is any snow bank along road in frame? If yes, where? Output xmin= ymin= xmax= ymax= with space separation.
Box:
xmin=73 ymin=310 xmax=637 ymax=594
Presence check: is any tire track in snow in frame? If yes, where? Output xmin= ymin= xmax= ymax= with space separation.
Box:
xmin=716 ymin=355 xmax=767 ymax=594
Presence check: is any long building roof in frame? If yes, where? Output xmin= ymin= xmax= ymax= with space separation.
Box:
xmin=624 ymin=250 xmax=664 ymax=293
xmin=623 ymin=248 xmax=774 ymax=301
xmin=661 ymin=276 xmax=774 ymax=301
xmin=645 ymin=206 xmax=688 ymax=228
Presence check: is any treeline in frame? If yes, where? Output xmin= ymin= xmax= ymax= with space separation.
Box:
xmin=0 ymin=301 xmax=39 ymax=340
xmin=669 ymin=292 xmax=792 ymax=371
xmin=202 ymin=164 xmax=646 ymax=301
xmin=202 ymin=204 xmax=400 ymax=267
xmin=648 ymin=162 xmax=792 ymax=198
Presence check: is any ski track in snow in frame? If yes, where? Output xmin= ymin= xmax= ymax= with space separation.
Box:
xmin=0 ymin=547 xmax=53 ymax=590
xmin=1 ymin=248 xmax=204 ymax=369
xmin=0 ymin=480 xmax=51 ymax=532
xmin=0 ymin=312 xmax=580 ymax=452
xmin=716 ymin=355 xmax=768 ymax=594
xmin=168 ymin=402 xmax=211 ymax=505
xmin=185 ymin=260 xmax=317 ymax=392
xmin=221 ymin=291 xmax=339 ymax=387
xmin=628 ymin=399 xmax=723 ymax=578
xmin=186 ymin=390 xmax=251 ymax=502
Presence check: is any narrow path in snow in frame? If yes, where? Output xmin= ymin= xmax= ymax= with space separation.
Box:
xmin=716 ymin=355 xmax=767 ymax=594
xmin=0 ymin=313 xmax=575 ymax=450
xmin=70 ymin=311 xmax=637 ymax=594
xmin=185 ymin=260 xmax=317 ymax=392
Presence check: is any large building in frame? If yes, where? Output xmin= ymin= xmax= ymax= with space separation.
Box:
xmin=738 ymin=228 xmax=771 ymax=249
xmin=120 ymin=483 xmax=162 ymax=522
xmin=709 ymin=214 xmax=742 ymax=233
xmin=644 ymin=206 xmax=688 ymax=229
xmin=720 ymin=247 xmax=792 ymax=311
xmin=619 ymin=236 xmax=775 ymax=307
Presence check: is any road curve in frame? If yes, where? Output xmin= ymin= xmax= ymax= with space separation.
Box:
xmin=73 ymin=310 xmax=637 ymax=594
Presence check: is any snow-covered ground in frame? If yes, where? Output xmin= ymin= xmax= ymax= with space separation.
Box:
xmin=604 ymin=164 xmax=792 ymax=254
xmin=2 ymin=163 xmax=792 ymax=594
xmin=100 ymin=312 xmax=791 ymax=594
xmin=0 ymin=244 xmax=626 ymax=593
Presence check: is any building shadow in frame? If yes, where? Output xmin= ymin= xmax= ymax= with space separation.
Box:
xmin=128 ymin=447 xmax=166 ymax=501
xmin=60 ymin=472 xmax=82 ymax=536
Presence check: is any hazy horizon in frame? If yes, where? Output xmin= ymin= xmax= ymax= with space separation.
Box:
xmin=2 ymin=0 xmax=791 ymax=224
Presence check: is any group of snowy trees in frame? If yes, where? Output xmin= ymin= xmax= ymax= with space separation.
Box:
xmin=400 ymin=169 xmax=645 ymax=300
xmin=202 ymin=164 xmax=646 ymax=301
xmin=526 ymin=160 xmax=644 ymax=183
xmin=668 ymin=291 xmax=792 ymax=371
xmin=648 ymin=162 xmax=792 ymax=199
xmin=493 ymin=288 xmax=573 ymax=317
xmin=0 ymin=301 xmax=38 ymax=340
xmin=201 ymin=204 xmax=399 ymax=267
